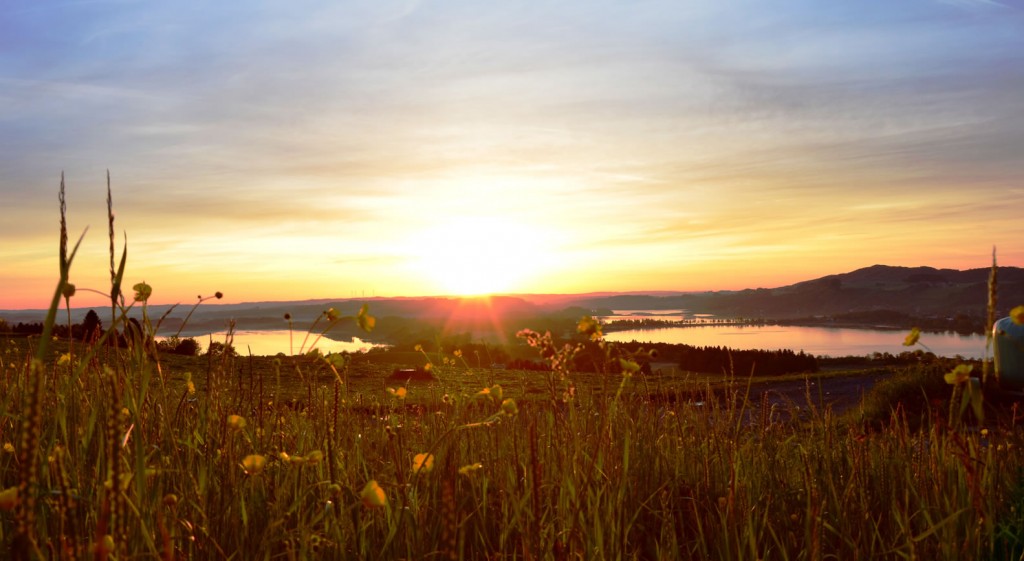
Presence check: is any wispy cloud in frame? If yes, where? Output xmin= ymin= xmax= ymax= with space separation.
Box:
xmin=1 ymin=0 xmax=1022 ymax=306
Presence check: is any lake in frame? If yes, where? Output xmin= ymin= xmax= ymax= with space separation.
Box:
xmin=165 ymin=330 xmax=380 ymax=356
xmin=604 ymin=323 xmax=988 ymax=359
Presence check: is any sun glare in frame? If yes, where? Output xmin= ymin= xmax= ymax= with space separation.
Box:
xmin=414 ymin=216 xmax=547 ymax=296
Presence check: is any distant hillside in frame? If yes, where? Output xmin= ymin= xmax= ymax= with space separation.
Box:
xmin=564 ymin=265 xmax=1024 ymax=320
xmin=3 ymin=265 xmax=1021 ymax=337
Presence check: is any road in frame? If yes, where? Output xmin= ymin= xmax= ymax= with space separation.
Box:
xmin=748 ymin=372 xmax=888 ymax=417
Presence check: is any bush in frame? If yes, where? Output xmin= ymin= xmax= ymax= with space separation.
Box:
xmin=156 ymin=336 xmax=202 ymax=356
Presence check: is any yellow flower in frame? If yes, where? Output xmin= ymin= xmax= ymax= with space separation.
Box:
xmin=1012 ymin=305 xmax=1024 ymax=325
xmin=501 ymin=398 xmax=519 ymax=416
xmin=577 ymin=316 xmax=602 ymax=340
xmin=3 ymin=442 xmax=14 ymax=454
xmin=241 ymin=454 xmax=267 ymax=475
xmin=412 ymin=453 xmax=434 ymax=474
xmin=57 ymin=353 xmax=71 ymax=366
xmin=360 ymin=480 xmax=387 ymax=508
xmin=458 ymin=462 xmax=483 ymax=476
xmin=227 ymin=415 xmax=246 ymax=430
xmin=903 ymin=327 xmax=921 ymax=347
xmin=414 ymin=344 xmax=423 ymax=352
xmin=387 ymin=387 xmax=407 ymax=399
xmin=0 ymin=486 xmax=18 ymax=511
xmin=944 ymin=364 xmax=973 ymax=385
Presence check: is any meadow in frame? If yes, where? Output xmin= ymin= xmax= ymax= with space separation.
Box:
xmin=2 ymin=185 xmax=1023 ymax=560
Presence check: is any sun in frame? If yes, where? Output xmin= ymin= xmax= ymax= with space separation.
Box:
xmin=413 ymin=216 xmax=547 ymax=296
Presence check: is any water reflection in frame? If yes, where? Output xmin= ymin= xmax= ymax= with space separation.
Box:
xmin=604 ymin=324 xmax=987 ymax=358
xmin=162 ymin=330 xmax=380 ymax=356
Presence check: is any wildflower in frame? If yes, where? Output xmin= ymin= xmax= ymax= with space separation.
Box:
xmin=412 ymin=453 xmax=435 ymax=474
xmin=360 ymin=480 xmax=387 ymax=508
xmin=945 ymin=364 xmax=973 ymax=385
xmin=903 ymin=327 xmax=921 ymax=347
xmin=57 ymin=353 xmax=71 ymax=366
xmin=2 ymin=442 xmax=14 ymax=454
xmin=477 ymin=385 xmax=505 ymax=403
xmin=454 ymin=349 xmax=463 ymax=358
xmin=1012 ymin=305 xmax=1024 ymax=325
xmin=133 ymin=282 xmax=152 ymax=302
xmin=227 ymin=415 xmax=246 ymax=430
xmin=325 ymin=307 xmax=340 ymax=322
xmin=357 ymin=303 xmax=375 ymax=332
xmin=458 ymin=462 xmax=484 ymax=476
xmin=0 ymin=486 xmax=17 ymax=511
xmin=577 ymin=316 xmax=603 ymax=341
xmin=61 ymin=283 xmax=76 ymax=298
xmin=215 ymin=291 xmax=223 ymax=299
xmin=387 ymin=387 xmax=408 ymax=399
xmin=501 ymin=398 xmax=519 ymax=416
xmin=241 ymin=454 xmax=267 ymax=475
xmin=414 ymin=344 xmax=423 ymax=352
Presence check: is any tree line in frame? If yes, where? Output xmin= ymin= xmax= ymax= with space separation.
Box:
xmin=2 ymin=310 xmax=206 ymax=356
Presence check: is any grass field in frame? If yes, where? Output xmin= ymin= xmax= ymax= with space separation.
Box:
xmin=3 ymin=324 xmax=1024 ymax=560
xmin=2 ymin=187 xmax=1023 ymax=560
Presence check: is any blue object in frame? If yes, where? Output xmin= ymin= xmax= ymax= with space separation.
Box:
xmin=994 ymin=317 xmax=1024 ymax=390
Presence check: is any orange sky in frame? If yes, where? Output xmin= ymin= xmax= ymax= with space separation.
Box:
xmin=2 ymin=1 xmax=1023 ymax=310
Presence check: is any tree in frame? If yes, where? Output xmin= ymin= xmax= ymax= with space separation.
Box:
xmin=174 ymin=337 xmax=201 ymax=356
xmin=206 ymin=341 xmax=236 ymax=357
xmin=81 ymin=309 xmax=102 ymax=342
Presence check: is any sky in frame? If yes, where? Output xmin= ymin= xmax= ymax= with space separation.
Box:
xmin=2 ymin=0 xmax=1023 ymax=309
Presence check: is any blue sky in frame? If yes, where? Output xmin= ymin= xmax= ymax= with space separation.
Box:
xmin=2 ymin=0 xmax=1022 ymax=307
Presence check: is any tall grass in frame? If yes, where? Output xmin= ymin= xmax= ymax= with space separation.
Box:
xmin=1 ymin=179 xmax=1023 ymax=560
